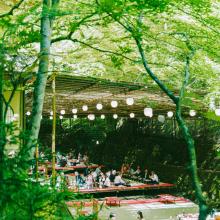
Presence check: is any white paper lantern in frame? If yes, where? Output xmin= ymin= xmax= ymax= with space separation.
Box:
xmin=158 ymin=115 xmax=165 ymax=123
xmin=60 ymin=110 xmax=65 ymax=115
xmin=111 ymin=100 xmax=118 ymax=108
xmin=49 ymin=116 xmax=53 ymax=120
xmin=26 ymin=111 xmax=31 ymax=116
xmin=167 ymin=111 xmax=174 ymax=118
xmin=215 ymin=108 xmax=220 ymax=116
xmin=144 ymin=108 xmax=153 ymax=117
xmin=73 ymin=115 xmax=77 ymax=119
xmin=96 ymin=140 xmax=99 ymax=145
xmin=130 ymin=113 xmax=135 ymax=118
xmin=50 ymin=111 xmax=53 ymax=116
xmin=96 ymin=103 xmax=103 ymax=110
xmin=72 ymin=108 xmax=77 ymax=114
xmin=113 ymin=114 xmax=118 ymax=119
xmin=126 ymin=97 xmax=134 ymax=106
xmin=82 ymin=105 xmax=88 ymax=111
xmin=100 ymin=114 xmax=105 ymax=119
xmin=59 ymin=115 xmax=63 ymax=119
xmin=189 ymin=110 xmax=196 ymax=117
xmin=88 ymin=114 xmax=95 ymax=120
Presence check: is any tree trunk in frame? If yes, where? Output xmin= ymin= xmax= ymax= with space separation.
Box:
xmin=176 ymin=105 xmax=208 ymax=220
xmin=26 ymin=0 xmax=52 ymax=159
xmin=134 ymin=36 xmax=208 ymax=220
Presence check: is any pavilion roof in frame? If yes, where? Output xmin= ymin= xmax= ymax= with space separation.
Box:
xmin=25 ymin=74 xmax=205 ymax=118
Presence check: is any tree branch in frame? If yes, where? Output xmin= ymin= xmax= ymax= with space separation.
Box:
xmin=106 ymin=11 xmax=179 ymax=103
xmin=73 ymin=38 xmax=138 ymax=63
xmin=179 ymin=50 xmax=195 ymax=107
xmin=0 ymin=0 xmax=25 ymax=18
xmin=134 ymin=37 xmax=178 ymax=104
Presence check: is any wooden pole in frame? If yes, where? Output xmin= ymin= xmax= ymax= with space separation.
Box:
xmin=52 ymin=77 xmax=56 ymax=187
xmin=35 ymin=143 xmax=39 ymax=181
xmin=0 ymin=54 xmax=5 ymax=182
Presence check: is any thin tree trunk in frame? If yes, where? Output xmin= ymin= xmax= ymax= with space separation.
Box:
xmin=175 ymin=54 xmax=208 ymax=220
xmin=134 ymin=37 xmax=208 ymax=219
xmin=176 ymin=107 xmax=208 ymax=219
xmin=26 ymin=0 xmax=52 ymax=159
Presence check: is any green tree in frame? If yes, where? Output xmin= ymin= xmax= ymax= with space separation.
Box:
xmin=92 ymin=0 xmax=220 ymax=219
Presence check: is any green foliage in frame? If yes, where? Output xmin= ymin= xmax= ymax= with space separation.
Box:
xmin=177 ymin=171 xmax=220 ymax=210
xmin=39 ymin=116 xmax=219 ymax=168
xmin=39 ymin=117 xmax=117 ymax=155
xmin=0 ymin=123 xmax=84 ymax=220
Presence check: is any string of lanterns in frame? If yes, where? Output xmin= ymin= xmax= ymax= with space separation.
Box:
xmin=24 ymin=98 xmax=220 ymax=121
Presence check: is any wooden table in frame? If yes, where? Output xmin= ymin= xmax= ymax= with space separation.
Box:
xmin=105 ymin=197 xmax=121 ymax=207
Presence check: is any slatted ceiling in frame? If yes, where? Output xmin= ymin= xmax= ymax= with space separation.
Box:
xmin=25 ymin=74 xmax=203 ymax=117
xmin=51 ymin=75 xmax=144 ymax=91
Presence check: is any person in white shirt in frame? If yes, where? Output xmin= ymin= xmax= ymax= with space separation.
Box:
xmin=133 ymin=166 xmax=142 ymax=176
xmin=104 ymin=175 xmax=111 ymax=187
xmin=99 ymin=172 xmax=106 ymax=188
xmin=91 ymin=170 xmax=98 ymax=187
xmin=149 ymin=171 xmax=159 ymax=184
xmin=114 ymin=172 xmax=125 ymax=186
xmin=86 ymin=172 xmax=93 ymax=189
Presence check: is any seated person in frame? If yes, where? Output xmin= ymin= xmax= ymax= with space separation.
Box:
xmin=104 ymin=172 xmax=111 ymax=187
xmin=98 ymin=172 xmax=106 ymax=188
xmin=76 ymin=172 xmax=86 ymax=187
xmin=69 ymin=158 xmax=77 ymax=166
xmin=143 ymin=168 xmax=149 ymax=181
xmin=149 ymin=171 xmax=159 ymax=184
xmin=95 ymin=165 xmax=102 ymax=177
xmin=114 ymin=172 xmax=126 ymax=186
xmin=121 ymin=163 xmax=130 ymax=176
xmin=77 ymin=152 xmax=82 ymax=161
xmin=131 ymin=166 xmax=142 ymax=180
xmin=59 ymin=155 xmax=67 ymax=167
xmin=86 ymin=172 xmax=94 ymax=189
xmin=83 ymin=153 xmax=89 ymax=165
xmin=109 ymin=169 xmax=116 ymax=183
xmin=133 ymin=165 xmax=142 ymax=177
xmin=91 ymin=170 xmax=98 ymax=187
xmin=128 ymin=167 xmax=135 ymax=176
xmin=67 ymin=174 xmax=75 ymax=188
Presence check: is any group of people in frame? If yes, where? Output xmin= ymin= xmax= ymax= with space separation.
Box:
xmin=68 ymin=166 xmax=130 ymax=189
xmin=48 ymin=151 xmax=159 ymax=188
xmin=56 ymin=152 xmax=89 ymax=167
xmin=57 ymin=163 xmax=160 ymax=189
xmin=121 ymin=164 xmax=159 ymax=184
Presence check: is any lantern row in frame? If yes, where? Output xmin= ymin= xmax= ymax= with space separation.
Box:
xmin=25 ymin=98 xmax=220 ymax=119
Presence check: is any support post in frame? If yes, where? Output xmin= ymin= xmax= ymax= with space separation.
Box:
xmin=35 ymin=143 xmax=39 ymax=181
xmin=52 ymin=77 xmax=56 ymax=187
xmin=0 ymin=56 xmax=5 ymax=182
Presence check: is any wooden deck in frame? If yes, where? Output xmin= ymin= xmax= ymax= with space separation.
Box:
xmin=71 ymin=182 xmax=175 ymax=194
